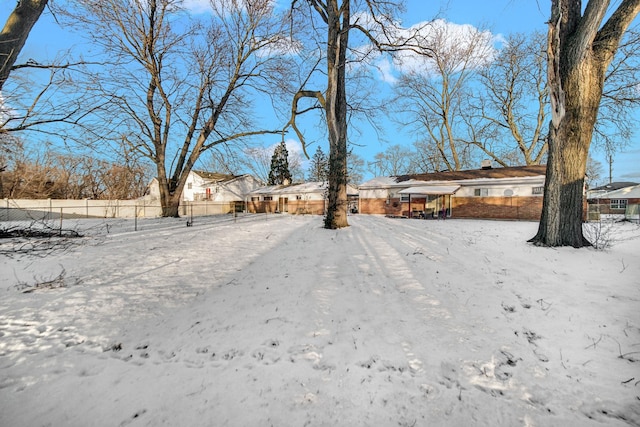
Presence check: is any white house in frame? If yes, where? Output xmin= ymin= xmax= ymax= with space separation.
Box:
xmin=247 ymin=181 xmax=359 ymax=215
xmin=182 ymin=171 xmax=263 ymax=202
xmin=145 ymin=171 xmax=264 ymax=211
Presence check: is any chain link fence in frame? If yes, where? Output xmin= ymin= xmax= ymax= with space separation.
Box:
xmin=1 ymin=199 xmax=244 ymax=222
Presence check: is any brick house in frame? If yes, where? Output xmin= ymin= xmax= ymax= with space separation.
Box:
xmin=587 ymin=183 xmax=640 ymax=220
xmin=358 ymin=164 xmax=547 ymax=220
xmin=247 ymin=182 xmax=359 ymax=215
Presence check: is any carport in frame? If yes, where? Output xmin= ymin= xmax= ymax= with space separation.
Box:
xmin=398 ymin=185 xmax=461 ymax=218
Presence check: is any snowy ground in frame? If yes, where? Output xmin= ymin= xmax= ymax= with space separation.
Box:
xmin=1 ymin=214 xmax=639 ymax=427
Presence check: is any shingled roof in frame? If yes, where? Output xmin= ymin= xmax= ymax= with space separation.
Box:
xmin=396 ymin=164 xmax=547 ymax=183
xmin=192 ymin=170 xmax=238 ymax=182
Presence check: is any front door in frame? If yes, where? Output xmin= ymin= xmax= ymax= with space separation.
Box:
xmin=280 ymin=197 xmax=288 ymax=213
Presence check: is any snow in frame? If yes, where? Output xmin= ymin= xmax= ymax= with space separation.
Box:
xmin=1 ymin=214 xmax=639 ymax=426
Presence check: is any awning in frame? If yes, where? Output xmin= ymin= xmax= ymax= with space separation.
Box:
xmin=398 ymin=185 xmax=461 ymax=195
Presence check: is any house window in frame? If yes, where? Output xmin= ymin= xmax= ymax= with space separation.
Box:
xmin=187 ymin=183 xmax=192 ymax=190
xmin=296 ymin=195 xmax=302 ymax=200
xmin=474 ymin=188 xmax=489 ymax=197
xmin=532 ymin=186 xmax=544 ymax=195
xmin=400 ymin=194 xmax=410 ymax=202
xmin=610 ymin=199 xmax=627 ymax=209
xmin=251 ymin=196 xmax=259 ymax=202
xmin=263 ymin=196 xmax=273 ymax=201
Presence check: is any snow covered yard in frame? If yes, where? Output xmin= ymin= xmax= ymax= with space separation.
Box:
xmin=1 ymin=214 xmax=639 ymax=426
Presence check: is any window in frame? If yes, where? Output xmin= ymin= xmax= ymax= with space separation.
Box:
xmin=474 ymin=188 xmax=489 ymax=197
xmin=532 ymin=186 xmax=544 ymax=195
xmin=187 ymin=183 xmax=192 ymax=190
xmin=400 ymin=194 xmax=410 ymax=202
xmin=296 ymin=195 xmax=302 ymax=200
xmin=251 ymin=196 xmax=259 ymax=202
xmin=610 ymin=199 xmax=627 ymax=209
xmin=263 ymin=196 xmax=273 ymax=201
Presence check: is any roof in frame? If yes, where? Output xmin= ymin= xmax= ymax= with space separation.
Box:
xmin=360 ymin=165 xmax=547 ymax=189
xmin=192 ymin=170 xmax=238 ymax=182
xmin=396 ymin=164 xmax=547 ymax=183
xmin=249 ymin=182 xmax=359 ymax=196
xmin=590 ymin=182 xmax=638 ymax=192
xmin=589 ymin=184 xmax=640 ymax=199
xmin=398 ymin=185 xmax=461 ymax=195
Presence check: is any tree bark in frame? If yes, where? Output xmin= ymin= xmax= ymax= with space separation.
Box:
xmin=0 ymin=0 xmax=48 ymax=91
xmin=530 ymin=0 xmax=640 ymax=247
xmin=324 ymin=0 xmax=350 ymax=229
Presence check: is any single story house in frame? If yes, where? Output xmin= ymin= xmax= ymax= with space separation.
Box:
xmin=247 ymin=181 xmax=359 ymax=215
xmin=358 ymin=163 xmax=548 ymax=220
xmin=587 ymin=183 xmax=640 ymax=221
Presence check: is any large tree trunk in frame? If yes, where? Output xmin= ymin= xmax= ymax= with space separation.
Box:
xmin=324 ymin=0 xmax=349 ymax=229
xmin=158 ymin=180 xmax=181 ymax=217
xmin=0 ymin=0 xmax=48 ymax=91
xmin=530 ymin=0 xmax=640 ymax=247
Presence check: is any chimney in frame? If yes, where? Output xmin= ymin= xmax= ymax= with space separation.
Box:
xmin=481 ymin=159 xmax=492 ymax=170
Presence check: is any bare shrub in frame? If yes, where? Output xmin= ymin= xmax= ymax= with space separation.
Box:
xmin=583 ymin=220 xmax=614 ymax=250
xmin=13 ymin=267 xmax=81 ymax=293
xmin=0 ymin=220 xmax=83 ymax=257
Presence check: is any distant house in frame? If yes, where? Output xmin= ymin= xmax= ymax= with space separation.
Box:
xmin=587 ymin=183 xmax=640 ymax=221
xmin=358 ymin=163 xmax=547 ymax=220
xmin=247 ymin=181 xmax=359 ymax=215
xmin=182 ymin=171 xmax=263 ymax=202
xmin=145 ymin=171 xmax=263 ymax=209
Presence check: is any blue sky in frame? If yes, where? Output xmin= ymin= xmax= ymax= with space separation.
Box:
xmin=1 ymin=0 xmax=638 ymax=184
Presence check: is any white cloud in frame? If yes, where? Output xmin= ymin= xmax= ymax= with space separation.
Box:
xmin=375 ymin=58 xmax=398 ymax=84
xmin=391 ymin=19 xmax=498 ymax=76
xmin=182 ymin=0 xmax=211 ymax=14
xmin=352 ymin=16 xmax=500 ymax=82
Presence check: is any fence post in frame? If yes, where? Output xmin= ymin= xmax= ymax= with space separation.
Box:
xmin=59 ymin=207 xmax=63 ymax=236
xmin=135 ymin=204 xmax=138 ymax=231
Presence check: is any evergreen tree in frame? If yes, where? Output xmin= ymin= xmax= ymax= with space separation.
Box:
xmin=268 ymin=141 xmax=292 ymax=185
xmin=307 ymin=146 xmax=329 ymax=182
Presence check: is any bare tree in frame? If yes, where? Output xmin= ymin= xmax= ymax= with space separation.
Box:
xmin=287 ymin=0 xmax=411 ymax=229
xmin=346 ymin=149 xmax=365 ymax=185
xmin=530 ymin=0 xmax=640 ymax=248
xmin=1 ymin=143 xmax=149 ymax=199
xmin=393 ymin=20 xmax=493 ymax=172
xmin=585 ymin=155 xmax=604 ymax=189
xmin=368 ymin=143 xmax=415 ymax=176
xmin=593 ymin=26 xmax=640 ymax=156
xmin=60 ymin=0 xmax=294 ymax=216
xmin=469 ymin=28 xmax=639 ymax=170
xmin=0 ymin=0 xmax=48 ymax=91
xmin=468 ymin=32 xmax=549 ymax=167
xmin=1 ymin=5 xmax=109 ymax=163
xmin=0 ymin=57 xmax=104 ymax=138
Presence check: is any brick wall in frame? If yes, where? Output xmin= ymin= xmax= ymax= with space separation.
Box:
xmin=248 ymin=200 xmax=278 ymax=213
xmin=452 ymin=196 xmax=542 ymax=220
xmin=361 ymin=196 xmax=543 ymax=220
xmin=287 ymin=200 xmax=326 ymax=215
xmin=360 ymin=198 xmax=404 ymax=216
xmin=588 ymin=198 xmax=640 ymax=215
